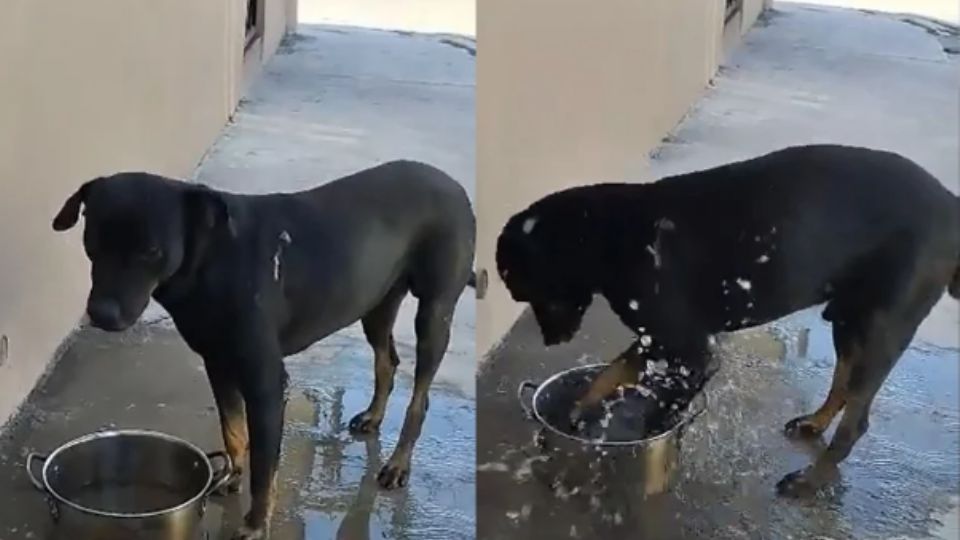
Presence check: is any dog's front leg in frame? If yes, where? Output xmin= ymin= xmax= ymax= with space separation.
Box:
xmin=570 ymin=343 xmax=643 ymax=426
xmin=203 ymin=358 xmax=248 ymax=494
xmin=233 ymin=350 xmax=287 ymax=540
xmin=571 ymin=328 xmax=710 ymax=430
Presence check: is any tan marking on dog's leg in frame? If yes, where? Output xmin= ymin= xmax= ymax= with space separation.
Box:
xmin=378 ymin=385 xmax=427 ymax=489
xmin=785 ymin=351 xmax=852 ymax=438
xmin=221 ymin=406 xmax=249 ymax=492
xmin=351 ymin=337 xmax=398 ymax=433
xmin=266 ymin=469 xmax=278 ymax=526
xmin=370 ymin=340 xmax=398 ymax=415
xmin=576 ymin=356 xmax=641 ymax=412
xmin=807 ymin=355 xmax=851 ymax=430
xmin=223 ymin=407 xmax=249 ymax=463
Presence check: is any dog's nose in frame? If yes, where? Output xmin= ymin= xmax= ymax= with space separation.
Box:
xmin=86 ymin=299 xmax=123 ymax=330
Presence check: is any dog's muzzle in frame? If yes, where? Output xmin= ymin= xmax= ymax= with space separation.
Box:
xmin=533 ymin=302 xmax=583 ymax=346
xmin=86 ymin=299 xmax=128 ymax=331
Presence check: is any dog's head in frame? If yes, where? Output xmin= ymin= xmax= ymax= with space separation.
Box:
xmin=496 ymin=205 xmax=595 ymax=346
xmin=53 ymin=173 xmax=230 ymax=331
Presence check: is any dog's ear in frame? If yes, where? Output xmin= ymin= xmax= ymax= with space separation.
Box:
xmin=52 ymin=180 xmax=96 ymax=231
xmin=496 ymin=215 xmax=542 ymax=275
xmin=183 ymin=186 xmax=233 ymax=235
xmin=179 ymin=186 xmax=233 ymax=276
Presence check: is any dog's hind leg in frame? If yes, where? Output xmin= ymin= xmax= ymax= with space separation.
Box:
xmin=377 ymin=294 xmax=459 ymax=489
xmin=776 ymin=274 xmax=943 ymax=497
xmin=203 ymin=358 xmax=248 ymax=494
xmin=783 ymin=323 xmax=854 ymax=440
xmin=349 ymin=281 xmax=408 ymax=434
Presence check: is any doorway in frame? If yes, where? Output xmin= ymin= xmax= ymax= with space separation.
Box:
xmin=725 ymin=0 xmax=744 ymax=24
xmin=245 ymin=0 xmax=265 ymax=50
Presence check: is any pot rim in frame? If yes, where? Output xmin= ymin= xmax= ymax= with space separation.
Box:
xmin=530 ymin=363 xmax=703 ymax=448
xmin=40 ymin=429 xmax=215 ymax=519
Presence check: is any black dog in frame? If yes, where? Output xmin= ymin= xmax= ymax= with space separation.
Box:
xmin=496 ymin=144 xmax=960 ymax=497
xmin=53 ymin=160 xmax=475 ymax=539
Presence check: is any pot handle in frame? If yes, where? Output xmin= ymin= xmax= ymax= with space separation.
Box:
xmin=26 ymin=453 xmax=61 ymax=522
xmin=205 ymin=451 xmax=234 ymax=497
xmin=25 ymin=453 xmax=48 ymax=492
xmin=517 ymin=380 xmax=539 ymax=420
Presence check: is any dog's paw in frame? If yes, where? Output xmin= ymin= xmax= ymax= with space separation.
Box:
xmin=568 ymin=405 xmax=585 ymax=431
xmin=776 ymin=468 xmax=824 ymax=498
xmin=213 ymin=471 xmax=244 ymax=496
xmin=377 ymin=460 xmax=410 ymax=490
xmin=348 ymin=411 xmax=383 ymax=434
xmin=568 ymin=400 xmax=603 ymax=431
xmin=783 ymin=416 xmax=825 ymax=440
xmin=231 ymin=524 xmax=267 ymax=540
xmin=776 ymin=469 xmax=816 ymax=498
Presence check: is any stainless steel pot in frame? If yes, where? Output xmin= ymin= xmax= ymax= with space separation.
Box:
xmin=25 ymin=429 xmax=232 ymax=540
xmin=518 ymin=364 xmax=705 ymax=499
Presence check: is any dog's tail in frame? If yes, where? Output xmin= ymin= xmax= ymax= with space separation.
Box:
xmin=951 ymin=268 xmax=960 ymax=299
xmin=950 ymin=196 xmax=960 ymax=299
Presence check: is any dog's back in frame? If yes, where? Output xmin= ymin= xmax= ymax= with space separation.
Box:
xmin=506 ymin=145 xmax=959 ymax=334
xmin=653 ymin=146 xmax=958 ymax=321
xmin=235 ymin=160 xmax=475 ymax=352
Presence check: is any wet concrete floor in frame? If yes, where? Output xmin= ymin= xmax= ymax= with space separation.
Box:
xmin=0 ymin=322 xmax=474 ymax=540
xmin=477 ymin=298 xmax=959 ymax=540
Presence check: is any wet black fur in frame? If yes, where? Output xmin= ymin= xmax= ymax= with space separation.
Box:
xmin=54 ymin=160 xmax=475 ymax=536
xmin=497 ymin=144 xmax=960 ymax=495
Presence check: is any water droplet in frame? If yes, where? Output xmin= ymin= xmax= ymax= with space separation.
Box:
xmin=522 ymin=216 xmax=537 ymax=234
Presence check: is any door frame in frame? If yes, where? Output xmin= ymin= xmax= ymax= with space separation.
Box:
xmin=245 ymin=0 xmax=265 ymax=51
xmin=725 ymin=0 xmax=744 ymax=24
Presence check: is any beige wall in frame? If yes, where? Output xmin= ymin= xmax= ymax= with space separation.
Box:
xmin=744 ymin=0 xmax=770 ymax=34
xmin=476 ymin=0 xmax=767 ymax=354
xmin=0 ymin=0 xmax=296 ymax=426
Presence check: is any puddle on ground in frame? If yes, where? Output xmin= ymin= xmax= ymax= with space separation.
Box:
xmin=479 ymin=306 xmax=959 ymax=539
xmin=271 ymin=335 xmax=476 ymax=540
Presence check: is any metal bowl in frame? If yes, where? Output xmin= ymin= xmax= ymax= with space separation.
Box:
xmin=518 ymin=364 xmax=705 ymax=498
xmin=26 ymin=429 xmax=232 ymax=540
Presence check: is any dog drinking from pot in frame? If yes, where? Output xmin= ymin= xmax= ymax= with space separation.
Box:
xmin=53 ymin=161 xmax=475 ymax=539
xmin=496 ymin=145 xmax=960 ymax=497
